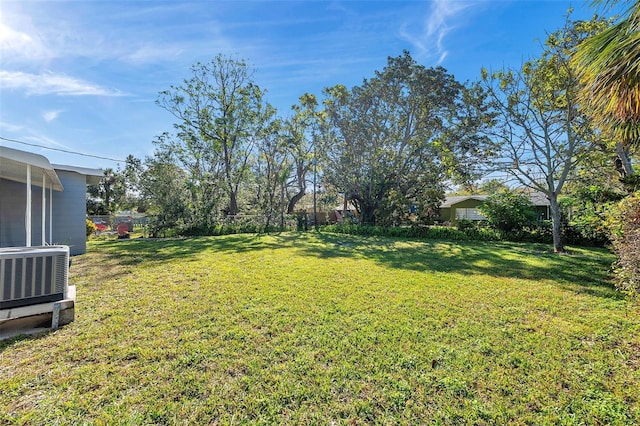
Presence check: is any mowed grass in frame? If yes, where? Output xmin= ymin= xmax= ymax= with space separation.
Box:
xmin=1 ymin=232 xmax=639 ymax=424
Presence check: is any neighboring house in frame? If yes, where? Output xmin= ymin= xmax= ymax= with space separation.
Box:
xmin=439 ymin=193 xmax=551 ymax=222
xmin=439 ymin=195 xmax=490 ymax=222
xmin=0 ymin=146 xmax=101 ymax=339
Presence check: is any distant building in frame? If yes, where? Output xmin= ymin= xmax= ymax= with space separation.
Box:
xmin=439 ymin=193 xmax=551 ymax=222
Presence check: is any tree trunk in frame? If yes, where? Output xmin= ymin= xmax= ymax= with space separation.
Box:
xmin=228 ymin=191 xmax=239 ymax=217
xmin=614 ymin=142 xmax=634 ymax=177
xmin=280 ymin=182 xmax=285 ymax=229
xmin=549 ymin=192 xmax=564 ymax=253
xmin=359 ymin=201 xmax=376 ymax=226
xmin=287 ymin=163 xmax=308 ymax=214
xmin=287 ymin=190 xmax=305 ymax=214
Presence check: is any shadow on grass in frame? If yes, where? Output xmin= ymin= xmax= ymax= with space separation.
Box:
xmin=310 ymin=233 xmax=620 ymax=300
xmin=90 ymin=231 xmax=622 ymax=300
xmin=93 ymin=233 xmax=294 ymax=264
xmin=0 ymin=329 xmax=50 ymax=352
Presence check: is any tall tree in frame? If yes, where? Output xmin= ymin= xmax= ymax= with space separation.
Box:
xmin=156 ymin=55 xmax=273 ymax=218
xmin=119 ymin=155 xmax=147 ymax=212
xmin=481 ymin=15 xmax=603 ymax=252
xmin=87 ymin=157 xmax=143 ymax=215
xmin=151 ymin=132 xmax=224 ymax=230
xmin=140 ymin=152 xmax=190 ymax=236
xmin=253 ymin=116 xmax=290 ymax=229
xmin=322 ymin=51 xmax=494 ymax=225
xmin=87 ymin=168 xmax=125 ymax=215
xmin=283 ymin=93 xmax=325 ymax=214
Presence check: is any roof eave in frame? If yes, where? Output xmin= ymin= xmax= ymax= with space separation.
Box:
xmin=0 ymin=146 xmax=64 ymax=191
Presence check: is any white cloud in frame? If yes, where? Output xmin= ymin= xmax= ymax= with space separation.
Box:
xmin=42 ymin=110 xmax=64 ymax=122
xmin=22 ymin=133 xmax=69 ymax=150
xmin=0 ymin=120 xmax=25 ymax=133
xmin=121 ymin=46 xmax=185 ymax=65
xmin=0 ymin=8 xmax=182 ymax=67
xmin=0 ymin=71 xmax=126 ymax=96
xmin=0 ymin=22 xmax=49 ymax=60
xmin=399 ymin=0 xmax=473 ymax=64
xmin=0 ymin=22 xmax=32 ymax=47
xmin=0 ymin=120 xmax=71 ymax=150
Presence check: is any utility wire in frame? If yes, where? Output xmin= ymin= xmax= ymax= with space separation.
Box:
xmin=0 ymin=135 xmax=126 ymax=163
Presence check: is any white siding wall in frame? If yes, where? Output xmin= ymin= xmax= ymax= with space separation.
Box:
xmin=455 ymin=208 xmax=486 ymax=221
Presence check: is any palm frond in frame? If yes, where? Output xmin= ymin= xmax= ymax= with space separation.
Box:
xmin=573 ymin=1 xmax=640 ymax=145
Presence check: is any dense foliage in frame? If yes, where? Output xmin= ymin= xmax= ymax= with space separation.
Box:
xmin=139 ymin=153 xmax=191 ymax=236
xmin=477 ymin=191 xmax=537 ymax=233
xmin=324 ymin=219 xmax=616 ymax=247
xmin=561 ymin=181 xmax=626 ymax=245
xmin=571 ymin=1 xmax=640 ymax=291
xmin=155 ymin=55 xmax=276 ymax=226
xmin=87 ymin=156 xmax=146 ymax=215
xmin=105 ymin=52 xmax=495 ymax=233
xmin=608 ymin=192 xmax=640 ymax=295
xmin=322 ymin=51 xmax=495 ymax=226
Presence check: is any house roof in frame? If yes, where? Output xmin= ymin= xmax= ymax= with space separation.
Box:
xmin=53 ymin=164 xmax=103 ymax=185
xmin=442 ymin=192 xmax=550 ymax=208
xmin=0 ymin=146 xmax=64 ymax=191
xmin=441 ymin=195 xmax=488 ymax=208
xmin=527 ymin=191 xmax=551 ymax=207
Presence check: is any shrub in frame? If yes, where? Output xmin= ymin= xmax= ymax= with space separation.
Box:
xmin=321 ymin=221 xmax=618 ymax=248
xmin=178 ymin=215 xmax=297 ymax=237
xmin=562 ymin=185 xmax=623 ymax=247
xmin=322 ymin=223 xmax=505 ymax=242
xmin=478 ymin=191 xmax=537 ymax=233
xmin=456 ymin=219 xmax=475 ymax=231
xmin=607 ymin=192 xmax=640 ymax=296
xmin=86 ymin=218 xmax=97 ymax=237
xmin=564 ymin=222 xmax=609 ymax=247
xmin=523 ymin=220 xmax=553 ymax=244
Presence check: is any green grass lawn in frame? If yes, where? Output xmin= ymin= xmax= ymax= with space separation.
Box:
xmin=1 ymin=232 xmax=639 ymax=424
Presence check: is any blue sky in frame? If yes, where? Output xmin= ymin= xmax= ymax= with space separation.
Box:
xmin=0 ymin=0 xmax=612 ymax=170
